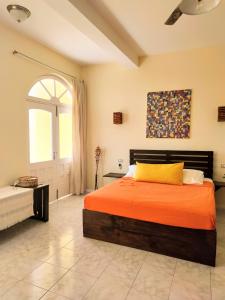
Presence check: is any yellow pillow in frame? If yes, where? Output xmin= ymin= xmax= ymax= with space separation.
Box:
xmin=134 ymin=162 xmax=184 ymax=185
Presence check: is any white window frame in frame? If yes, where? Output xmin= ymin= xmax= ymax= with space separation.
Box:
xmin=28 ymin=102 xmax=56 ymax=165
xmin=27 ymin=75 xmax=72 ymax=165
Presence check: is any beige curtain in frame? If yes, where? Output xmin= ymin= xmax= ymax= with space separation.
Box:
xmin=70 ymin=80 xmax=87 ymax=195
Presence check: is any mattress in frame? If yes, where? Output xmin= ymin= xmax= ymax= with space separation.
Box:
xmin=84 ymin=178 xmax=216 ymax=230
xmin=0 ymin=186 xmax=33 ymax=230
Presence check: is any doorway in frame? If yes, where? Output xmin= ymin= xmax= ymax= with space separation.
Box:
xmin=27 ymin=76 xmax=72 ymax=202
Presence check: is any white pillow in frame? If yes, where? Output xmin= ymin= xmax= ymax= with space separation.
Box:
xmin=204 ymin=178 xmax=213 ymax=183
xmin=125 ymin=165 xmax=204 ymax=185
xmin=183 ymin=169 xmax=204 ymax=185
xmin=124 ymin=164 xmax=136 ymax=177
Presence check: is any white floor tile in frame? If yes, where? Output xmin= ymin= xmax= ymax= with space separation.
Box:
xmin=84 ymin=272 xmax=131 ymax=300
xmin=127 ymin=288 xmax=153 ymax=300
xmin=0 ymin=273 xmax=19 ymax=297
xmin=1 ymin=280 xmax=47 ymax=300
xmin=46 ymin=247 xmax=82 ymax=269
xmin=40 ymin=291 xmax=70 ymax=300
xmin=24 ymin=262 xmax=68 ymax=290
xmin=50 ymin=269 xmax=96 ymax=299
xmin=0 ymin=194 xmax=224 ymax=300
xmin=169 ymin=260 xmax=211 ymax=300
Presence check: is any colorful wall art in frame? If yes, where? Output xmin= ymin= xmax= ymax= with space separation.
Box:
xmin=146 ymin=89 xmax=191 ymax=138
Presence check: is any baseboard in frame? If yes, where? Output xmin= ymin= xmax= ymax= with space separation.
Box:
xmin=50 ymin=191 xmax=93 ymax=205
xmin=50 ymin=193 xmax=72 ymax=205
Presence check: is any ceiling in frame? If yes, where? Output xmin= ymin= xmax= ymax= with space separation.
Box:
xmin=0 ymin=0 xmax=225 ymax=66
xmin=0 ymin=0 xmax=115 ymax=64
xmin=90 ymin=0 xmax=225 ymax=55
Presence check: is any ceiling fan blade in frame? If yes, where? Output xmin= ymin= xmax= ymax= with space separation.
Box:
xmin=165 ymin=6 xmax=183 ymax=25
xmin=180 ymin=0 xmax=221 ymax=15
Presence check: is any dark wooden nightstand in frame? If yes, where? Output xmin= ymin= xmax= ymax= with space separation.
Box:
xmin=214 ymin=181 xmax=225 ymax=191
xmin=103 ymin=172 xmax=126 ymax=178
xmin=13 ymin=183 xmax=49 ymax=222
xmin=32 ymin=184 xmax=49 ymax=222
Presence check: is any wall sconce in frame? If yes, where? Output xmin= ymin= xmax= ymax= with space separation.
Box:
xmin=218 ymin=106 xmax=225 ymax=122
xmin=113 ymin=112 xmax=122 ymax=124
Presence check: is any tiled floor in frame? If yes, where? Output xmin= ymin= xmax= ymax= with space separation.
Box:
xmin=0 ymin=189 xmax=225 ymax=300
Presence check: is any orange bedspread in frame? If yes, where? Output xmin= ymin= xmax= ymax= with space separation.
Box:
xmin=84 ymin=178 xmax=216 ymax=230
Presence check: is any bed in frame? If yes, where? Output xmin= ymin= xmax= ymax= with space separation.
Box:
xmin=83 ymin=149 xmax=216 ymax=266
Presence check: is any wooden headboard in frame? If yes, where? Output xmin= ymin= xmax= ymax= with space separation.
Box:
xmin=130 ymin=149 xmax=213 ymax=179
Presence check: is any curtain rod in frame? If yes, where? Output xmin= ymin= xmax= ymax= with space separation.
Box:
xmin=12 ymin=50 xmax=79 ymax=81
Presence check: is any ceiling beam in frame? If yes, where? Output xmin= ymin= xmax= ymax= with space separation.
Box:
xmin=45 ymin=0 xmax=139 ymax=67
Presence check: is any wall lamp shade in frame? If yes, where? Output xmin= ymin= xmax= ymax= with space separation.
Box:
xmin=113 ymin=112 xmax=123 ymax=124
xmin=218 ymin=106 xmax=225 ymax=122
xmin=7 ymin=5 xmax=31 ymax=23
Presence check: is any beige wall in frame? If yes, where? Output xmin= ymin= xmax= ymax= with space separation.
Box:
xmin=82 ymin=47 xmax=225 ymax=189
xmin=0 ymin=22 xmax=80 ymax=187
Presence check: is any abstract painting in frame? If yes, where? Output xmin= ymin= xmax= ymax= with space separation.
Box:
xmin=146 ymin=89 xmax=191 ymax=138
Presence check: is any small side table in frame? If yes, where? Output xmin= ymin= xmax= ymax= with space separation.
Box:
xmin=103 ymin=172 xmax=126 ymax=178
xmin=33 ymin=184 xmax=49 ymax=222
xmin=214 ymin=181 xmax=225 ymax=191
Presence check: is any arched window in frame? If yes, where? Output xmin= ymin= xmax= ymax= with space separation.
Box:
xmin=28 ymin=76 xmax=72 ymax=105
xmin=27 ymin=76 xmax=72 ymax=164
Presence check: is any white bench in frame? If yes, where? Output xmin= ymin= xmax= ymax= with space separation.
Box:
xmin=0 ymin=186 xmax=33 ymax=231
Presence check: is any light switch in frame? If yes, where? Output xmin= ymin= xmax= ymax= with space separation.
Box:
xmin=118 ymin=159 xmax=123 ymax=169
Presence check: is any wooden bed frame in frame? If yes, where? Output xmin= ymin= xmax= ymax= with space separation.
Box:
xmin=83 ymin=149 xmax=216 ymax=266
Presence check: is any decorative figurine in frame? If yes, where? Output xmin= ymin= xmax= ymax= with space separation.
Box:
xmin=95 ymin=146 xmax=101 ymax=190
